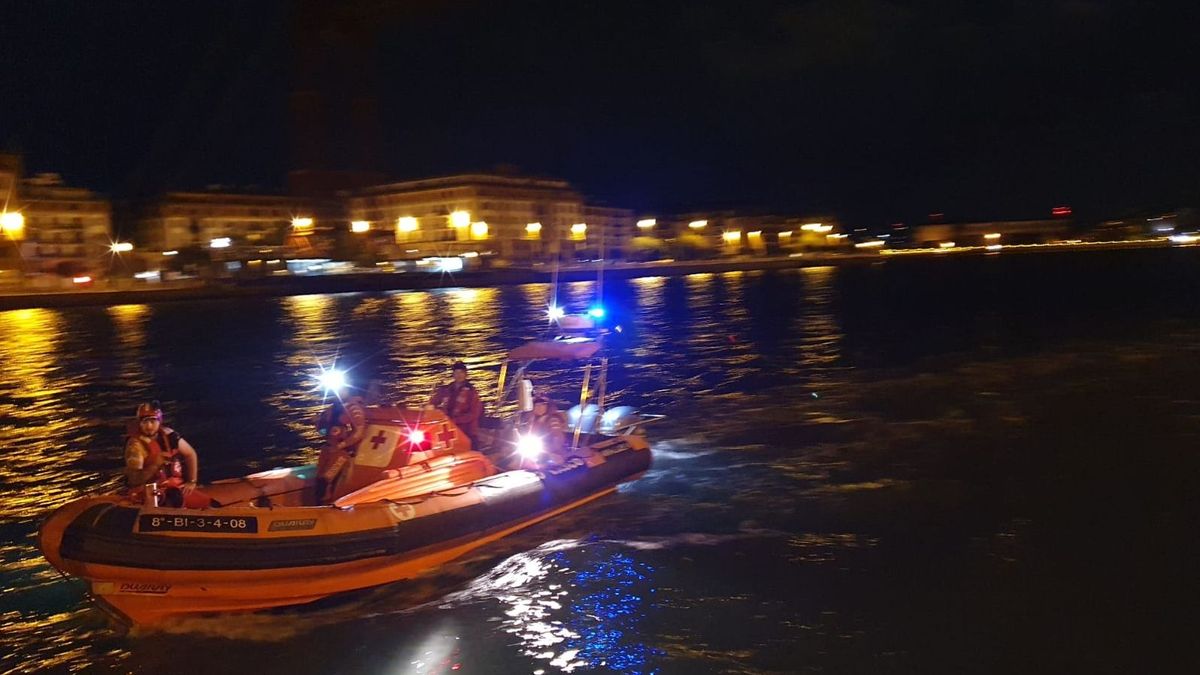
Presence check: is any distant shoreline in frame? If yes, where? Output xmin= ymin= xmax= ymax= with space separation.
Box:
xmin=0 ymin=240 xmax=1185 ymax=311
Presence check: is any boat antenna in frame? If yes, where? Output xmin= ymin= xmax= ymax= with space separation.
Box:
xmin=596 ymin=220 xmax=605 ymax=310
xmin=551 ymin=236 xmax=560 ymax=316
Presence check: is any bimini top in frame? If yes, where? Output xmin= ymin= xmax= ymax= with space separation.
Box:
xmin=507 ymin=336 xmax=602 ymax=361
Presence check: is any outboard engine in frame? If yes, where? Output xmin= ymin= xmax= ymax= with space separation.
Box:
xmin=567 ymin=404 xmax=644 ymax=434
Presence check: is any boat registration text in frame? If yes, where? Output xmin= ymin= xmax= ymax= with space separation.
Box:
xmin=139 ymin=515 xmax=259 ymax=533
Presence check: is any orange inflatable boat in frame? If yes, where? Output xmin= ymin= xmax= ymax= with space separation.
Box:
xmin=38 ymin=405 xmax=651 ymax=626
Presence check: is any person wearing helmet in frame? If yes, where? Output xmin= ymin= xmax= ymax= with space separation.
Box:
xmin=124 ymin=401 xmax=212 ymax=509
xmin=430 ymin=361 xmax=483 ymax=447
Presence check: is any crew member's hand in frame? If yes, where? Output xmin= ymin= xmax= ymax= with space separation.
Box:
xmin=181 ymin=481 xmax=197 ymax=496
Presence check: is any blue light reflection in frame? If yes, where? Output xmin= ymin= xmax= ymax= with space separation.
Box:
xmin=551 ymin=549 xmax=660 ymax=674
xmin=485 ymin=542 xmax=660 ymax=673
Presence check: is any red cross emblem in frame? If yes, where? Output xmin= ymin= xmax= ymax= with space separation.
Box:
xmin=369 ymin=430 xmax=389 ymax=450
xmin=436 ymin=424 xmax=457 ymax=447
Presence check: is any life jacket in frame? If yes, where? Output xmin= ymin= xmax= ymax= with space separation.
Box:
xmin=127 ymin=425 xmax=183 ymax=486
xmin=530 ymin=410 xmax=565 ymax=432
xmin=316 ymin=399 xmax=349 ymax=437
xmin=435 ymin=382 xmax=481 ymax=438
xmin=316 ymin=398 xmax=369 ymax=502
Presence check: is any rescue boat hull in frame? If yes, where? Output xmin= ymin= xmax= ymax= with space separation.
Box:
xmin=38 ymin=437 xmax=650 ymax=627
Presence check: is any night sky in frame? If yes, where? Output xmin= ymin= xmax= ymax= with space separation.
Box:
xmin=2 ymin=0 xmax=1197 ymax=226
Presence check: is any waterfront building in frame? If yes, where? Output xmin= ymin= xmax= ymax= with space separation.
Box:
xmin=0 ymin=154 xmax=112 ymax=280
xmin=580 ymin=204 xmax=635 ymax=259
xmin=912 ymin=219 xmax=1071 ymax=247
xmin=132 ymin=191 xmax=325 ymax=252
xmin=657 ymin=211 xmax=847 ymax=256
xmin=347 ymin=174 xmax=628 ymax=263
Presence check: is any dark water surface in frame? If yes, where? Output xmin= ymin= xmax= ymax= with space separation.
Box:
xmin=2 ymin=249 xmax=1198 ymax=674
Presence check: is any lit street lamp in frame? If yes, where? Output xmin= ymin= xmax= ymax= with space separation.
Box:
xmin=1 ymin=211 xmax=25 ymax=283
xmin=1 ymin=211 xmax=25 ymax=239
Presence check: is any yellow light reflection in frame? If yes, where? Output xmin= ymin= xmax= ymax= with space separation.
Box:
xmin=387 ymin=287 xmax=504 ymax=408
xmin=795 ymin=265 xmax=844 ymax=385
xmin=107 ymin=304 xmax=149 ymax=351
xmin=283 ymin=294 xmax=337 ymax=346
xmin=0 ymin=309 xmax=64 ymax=403
xmin=521 ymin=283 xmax=553 ymax=324
xmin=387 ymin=291 xmax=440 ymax=401
xmin=448 ymin=288 xmax=481 ymax=304
xmin=275 ymin=294 xmax=356 ymax=464
xmin=0 ymin=308 xmax=100 ymax=521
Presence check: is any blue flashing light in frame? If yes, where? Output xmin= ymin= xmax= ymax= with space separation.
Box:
xmin=587 ymin=306 xmax=606 ymax=319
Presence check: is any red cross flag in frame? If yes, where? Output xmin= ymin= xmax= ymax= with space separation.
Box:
xmin=355 ymin=425 xmax=399 ymax=467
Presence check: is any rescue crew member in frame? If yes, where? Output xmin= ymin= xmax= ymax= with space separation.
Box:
xmin=523 ymin=394 xmax=569 ymax=464
xmin=314 ymin=392 xmax=368 ymax=503
xmin=430 ymin=361 xmax=483 ymax=446
xmin=124 ymin=401 xmax=214 ymax=509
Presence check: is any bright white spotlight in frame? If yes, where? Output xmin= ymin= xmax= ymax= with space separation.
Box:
xmin=317 ymin=368 xmax=347 ymax=392
xmin=547 ymin=305 xmax=565 ymax=320
xmin=516 ymin=434 xmax=543 ymax=459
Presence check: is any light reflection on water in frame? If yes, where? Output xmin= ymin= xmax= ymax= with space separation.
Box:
xmin=794 ymin=266 xmax=846 ymax=387
xmin=0 ymin=271 xmax=853 ymax=674
xmin=435 ymin=539 xmax=656 ymax=674
xmin=0 ymin=308 xmax=108 ymax=524
xmin=6 ymin=256 xmax=1187 ymax=673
